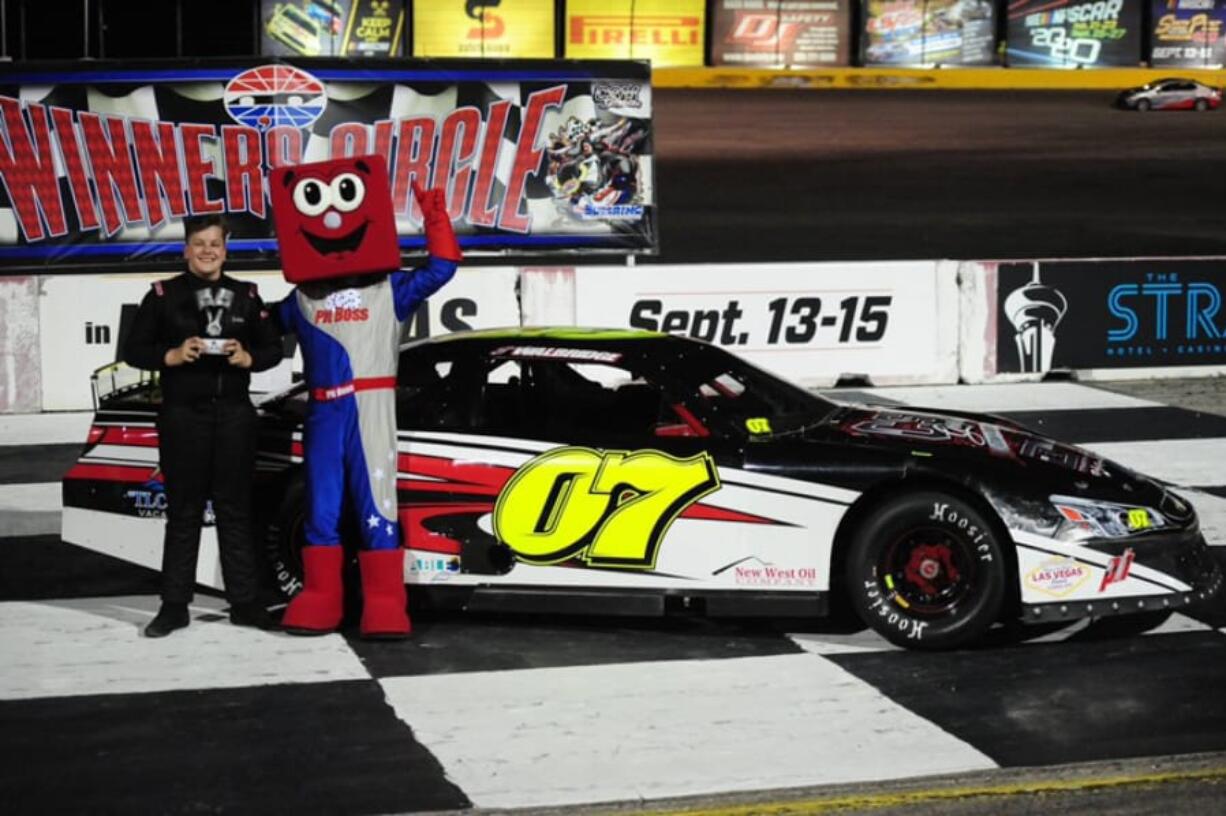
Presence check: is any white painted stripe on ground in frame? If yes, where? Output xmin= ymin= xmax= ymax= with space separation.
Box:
xmin=835 ymin=383 xmax=1160 ymax=413
xmin=786 ymin=629 xmax=901 ymax=655
xmin=0 ymin=483 xmax=61 ymax=536
xmin=1144 ymin=612 xmax=1215 ymax=635
xmin=0 ymin=412 xmax=92 ymax=447
xmin=1083 ymin=439 xmax=1226 ymax=493
xmin=0 ymin=595 xmax=369 ymax=700
xmin=0 ymin=482 xmax=60 ymax=513
xmin=380 ymin=653 xmax=996 ymax=809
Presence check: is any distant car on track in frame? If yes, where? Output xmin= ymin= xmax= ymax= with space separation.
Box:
xmin=1117 ymin=78 xmax=1222 ymax=111
xmin=62 ymin=328 xmax=1222 ymax=650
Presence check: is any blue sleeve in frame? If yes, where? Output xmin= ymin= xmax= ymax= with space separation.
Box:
xmin=274 ymin=291 xmax=298 ymax=335
xmin=391 ymin=258 xmax=458 ymax=322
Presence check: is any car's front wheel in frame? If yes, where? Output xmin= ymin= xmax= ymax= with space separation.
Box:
xmin=844 ymin=491 xmax=1008 ymax=650
xmin=1136 ymin=99 xmax=1152 ymax=111
xmin=1195 ymin=99 xmax=1209 ymax=112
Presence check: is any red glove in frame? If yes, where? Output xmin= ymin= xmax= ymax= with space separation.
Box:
xmin=412 ymin=181 xmax=463 ymax=262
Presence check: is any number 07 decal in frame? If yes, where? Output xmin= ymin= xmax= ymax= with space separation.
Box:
xmin=493 ymin=447 xmax=720 ymax=569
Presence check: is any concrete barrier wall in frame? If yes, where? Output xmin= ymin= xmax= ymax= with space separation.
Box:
xmin=0 ymin=276 xmax=41 ymax=413
xmin=653 ymin=66 xmax=1226 ymax=91
xmin=9 ymin=256 xmax=1226 ymax=413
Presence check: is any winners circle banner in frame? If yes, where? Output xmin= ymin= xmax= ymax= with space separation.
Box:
xmin=0 ymin=58 xmax=657 ymax=274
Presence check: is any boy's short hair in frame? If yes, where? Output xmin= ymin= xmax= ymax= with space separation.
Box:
xmin=183 ymin=214 xmax=230 ymax=241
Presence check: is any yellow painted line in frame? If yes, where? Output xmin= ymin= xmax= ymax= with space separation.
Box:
xmin=641 ymin=765 xmax=1226 ymax=816
xmin=653 ymin=66 xmax=1226 ymax=91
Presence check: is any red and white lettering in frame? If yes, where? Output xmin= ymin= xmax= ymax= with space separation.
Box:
xmin=131 ymin=119 xmax=189 ymax=228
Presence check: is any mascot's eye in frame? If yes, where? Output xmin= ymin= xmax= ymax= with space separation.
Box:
xmin=292 ymin=179 xmax=331 ymax=217
xmin=330 ymin=173 xmax=366 ymax=213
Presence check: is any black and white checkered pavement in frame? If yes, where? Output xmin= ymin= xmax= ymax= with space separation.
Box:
xmin=3 ymin=382 xmax=1226 ymax=813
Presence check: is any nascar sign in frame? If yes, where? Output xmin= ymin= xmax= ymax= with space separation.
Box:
xmin=0 ymin=58 xmax=657 ymax=274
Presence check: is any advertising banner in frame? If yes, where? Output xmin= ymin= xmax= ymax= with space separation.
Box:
xmin=413 ymin=0 xmax=556 ymax=58
xmin=0 ymin=59 xmax=656 ymax=274
xmin=565 ymin=0 xmax=706 ymax=67
xmin=861 ymin=0 xmax=997 ymax=66
xmin=1151 ymin=0 xmax=1226 ymax=67
xmin=261 ymin=0 xmax=405 ymax=57
xmin=1006 ymin=0 xmax=1142 ymax=67
xmin=37 ymin=267 xmax=520 ymax=411
xmin=572 ymin=261 xmax=959 ymax=387
xmin=711 ymin=0 xmax=851 ymax=67
xmin=995 ymin=260 xmax=1226 ymax=374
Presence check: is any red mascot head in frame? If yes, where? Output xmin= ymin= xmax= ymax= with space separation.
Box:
xmin=269 ymin=155 xmax=400 ymax=284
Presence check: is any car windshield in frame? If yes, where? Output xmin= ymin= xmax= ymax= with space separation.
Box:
xmin=669 ymin=341 xmax=837 ymax=433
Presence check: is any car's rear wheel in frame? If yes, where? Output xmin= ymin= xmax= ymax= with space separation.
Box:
xmin=1137 ymin=99 xmax=1152 ymax=111
xmin=265 ymin=478 xmax=307 ymax=600
xmin=265 ymin=477 xmax=362 ymax=613
xmin=844 ymin=491 xmax=1008 ymax=650
xmin=1195 ymin=99 xmax=1209 ymax=112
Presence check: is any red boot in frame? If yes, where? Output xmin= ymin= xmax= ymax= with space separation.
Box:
xmin=358 ymin=548 xmax=411 ymax=639
xmin=282 ymin=545 xmax=344 ymax=635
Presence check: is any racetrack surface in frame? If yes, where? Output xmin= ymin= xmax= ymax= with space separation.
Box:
xmin=4 ymin=381 xmax=1226 ymax=814
xmin=646 ymin=90 xmax=1226 ymax=264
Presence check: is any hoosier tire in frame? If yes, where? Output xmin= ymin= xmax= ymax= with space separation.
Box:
xmin=264 ymin=478 xmax=362 ymax=617
xmin=845 ymin=491 xmax=1008 ymax=650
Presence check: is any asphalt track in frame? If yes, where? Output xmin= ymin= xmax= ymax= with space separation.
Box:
xmin=645 ymin=89 xmax=1226 ymax=264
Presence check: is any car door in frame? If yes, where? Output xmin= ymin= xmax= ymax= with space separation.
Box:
xmin=392 ymin=340 xmax=742 ymax=590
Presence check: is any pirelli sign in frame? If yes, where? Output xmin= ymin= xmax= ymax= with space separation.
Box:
xmin=566 ymin=0 xmax=706 ymax=66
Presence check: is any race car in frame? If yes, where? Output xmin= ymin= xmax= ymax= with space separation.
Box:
xmin=62 ymin=328 xmax=1222 ymax=650
xmin=265 ymin=3 xmax=322 ymax=56
xmin=1116 ymin=78 xmax=1222 ymax=111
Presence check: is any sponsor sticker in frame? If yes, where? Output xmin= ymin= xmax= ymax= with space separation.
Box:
xmin=727 ymin=557 xmax=817 ymax=587
xmin=491 ymin=345 xmax=623 ymax=363
xmin=1025 ymin=556 xmax=1091 ymax=597
xmin=1100 ymin=547 xmax=1135 ymax=591
xmin=411 ymin=555 xmax=461 ymax=582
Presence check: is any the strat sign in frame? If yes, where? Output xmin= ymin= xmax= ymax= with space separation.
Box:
xmin=0 ymin=59 xmax=656 ymax=272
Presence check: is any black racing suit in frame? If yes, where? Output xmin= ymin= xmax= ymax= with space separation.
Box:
xmin=123 ymin=272 xmax=283 ymax=605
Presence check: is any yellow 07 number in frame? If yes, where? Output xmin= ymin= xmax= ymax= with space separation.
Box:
xmin=493 ymin=447 xmax=720 ymax=569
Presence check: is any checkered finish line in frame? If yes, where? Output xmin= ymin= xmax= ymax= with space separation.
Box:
xmin=2 ymin=381 xmax=1226 ymax=812
xmin=0 ymin=58 xmax=657 ymax=271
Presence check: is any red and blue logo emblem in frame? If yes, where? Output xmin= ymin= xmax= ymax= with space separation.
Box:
xmin=223 ymin=65 xmax=327 ymax=132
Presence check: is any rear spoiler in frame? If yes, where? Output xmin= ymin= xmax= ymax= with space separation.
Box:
xmin=91 ymin=362 xmax=158 ymax=410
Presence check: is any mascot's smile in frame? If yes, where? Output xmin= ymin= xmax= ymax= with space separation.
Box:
xmin=302 ymin=222 xmax=369 ymax=256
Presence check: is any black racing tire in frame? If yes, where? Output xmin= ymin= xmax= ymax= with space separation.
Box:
xmin=265 ymin=478 xmax=308 ymax=600
xmin=263 ymin=477 xmax=361 ymax=613
xmin=844 ymin=491 xmax=1008 ymax=650
xmin=1195 ymin=99 xmax=1209 ymax=112
xmin=1136 ymin=99 xmax=1152 ymax=112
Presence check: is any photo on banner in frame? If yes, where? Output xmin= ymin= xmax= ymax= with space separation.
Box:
xmin=261 ymin=0 xmax=405 ymax=57
xmin=711 ymin=0 xmax=851 ymax=67
xmin=860 ymin=0 xmax=997 ymax=66
xmin=413 ymin=0 xmax=556 ymax=58
xmin=1005 ymin=0 xmax=1142 ymax=67
xmin=565 ymin=0 xmax=706 ymax=66
xmin=1150 ymin=0 xmax=1226 ymax=68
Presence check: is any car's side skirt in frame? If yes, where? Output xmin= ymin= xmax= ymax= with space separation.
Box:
xmin=411 ymin=584 xmax=828 ymax=618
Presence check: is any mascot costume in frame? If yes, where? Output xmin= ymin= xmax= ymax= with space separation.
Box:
xmin=269 ymin=155 xmax=461 ymax=638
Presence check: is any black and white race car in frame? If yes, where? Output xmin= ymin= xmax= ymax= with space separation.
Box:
xmin=62 ymin=328 xmax=1222 ymax=650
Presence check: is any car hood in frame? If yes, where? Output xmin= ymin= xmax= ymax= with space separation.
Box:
xmin=815 ymin=404 xmax=1190 ymax=516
